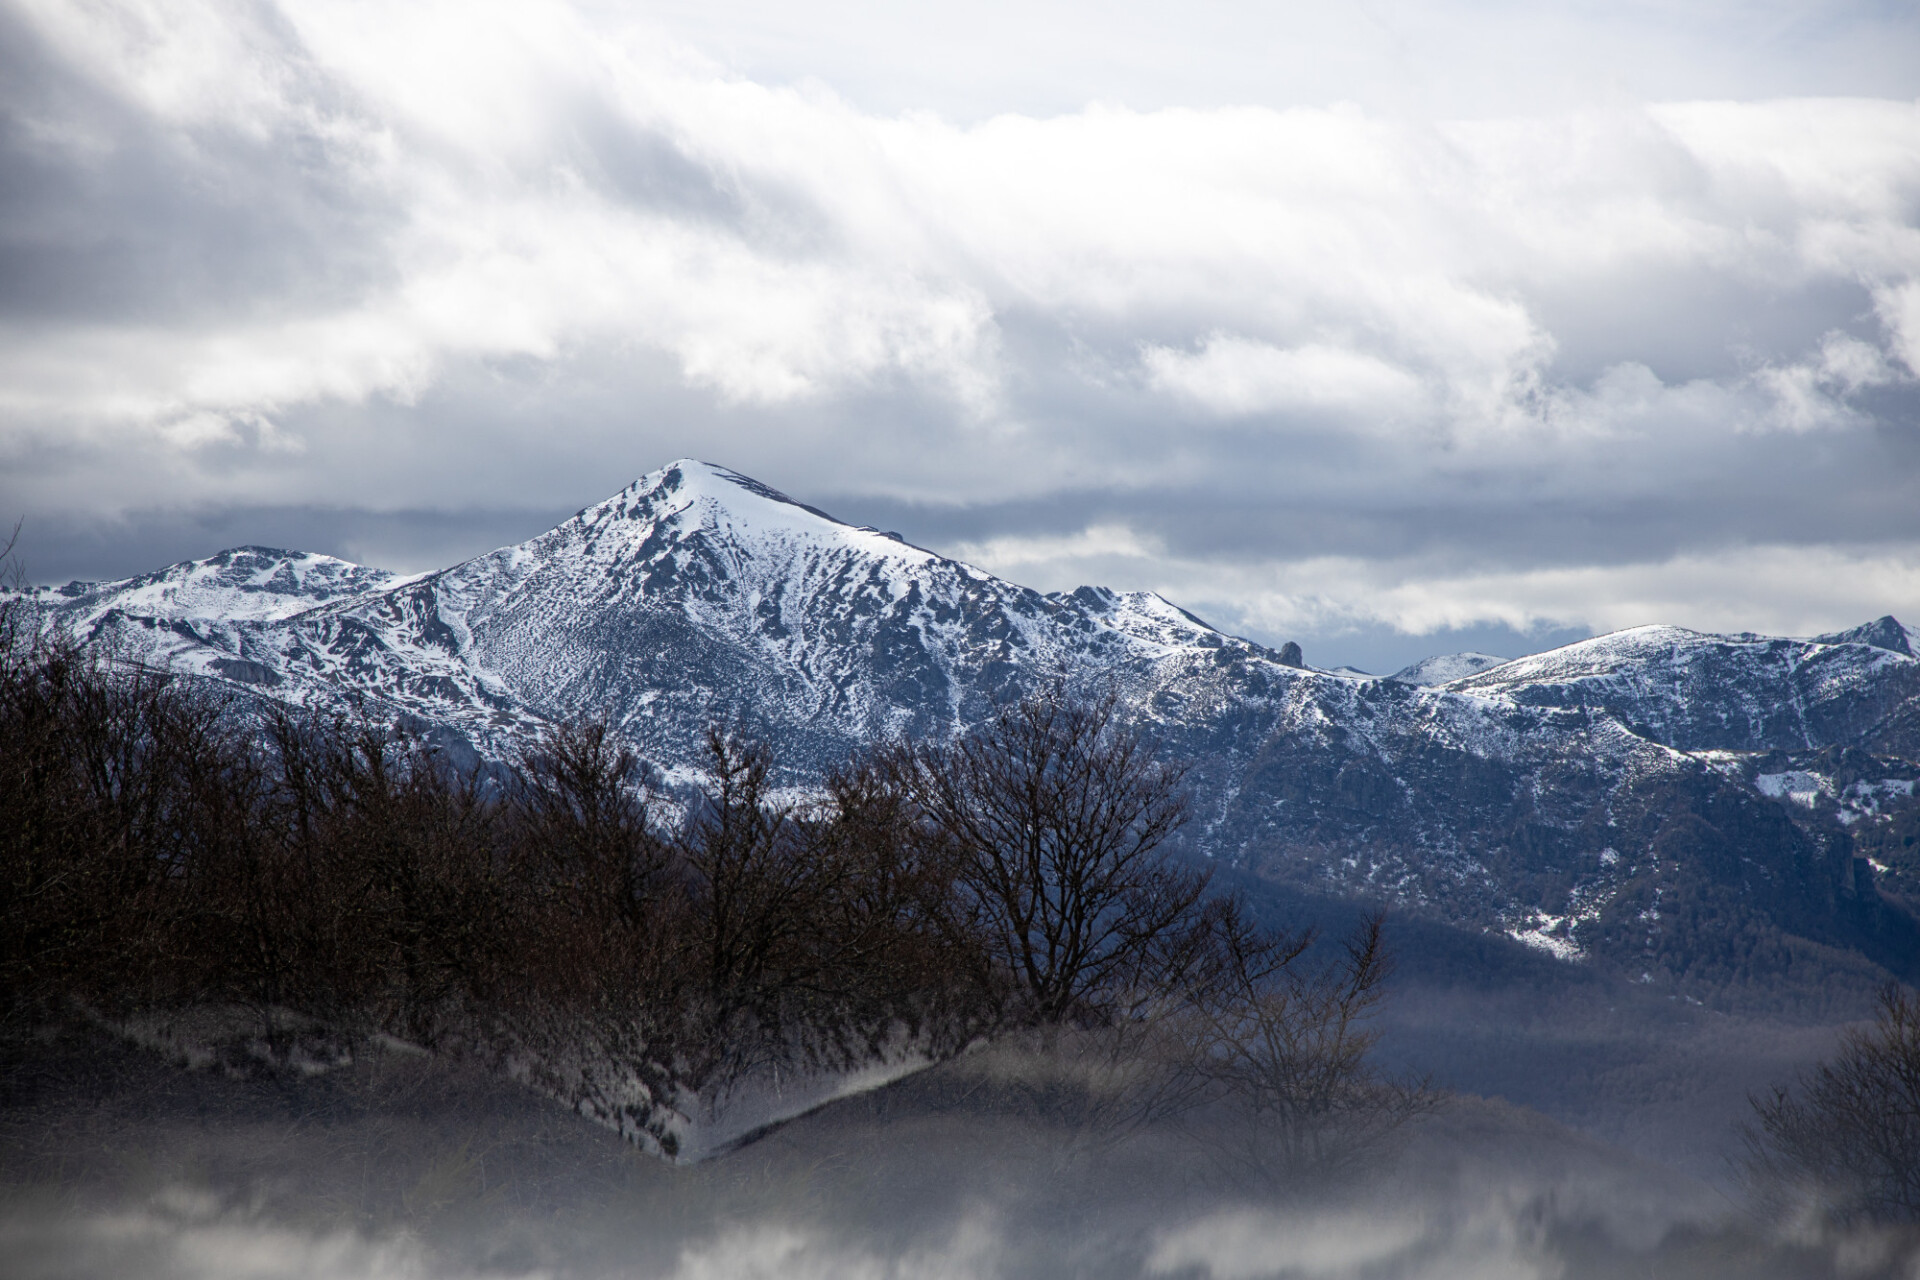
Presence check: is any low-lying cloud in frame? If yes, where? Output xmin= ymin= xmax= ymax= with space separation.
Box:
xmin=0 ymin=1005 xmax=1903 ymax=1280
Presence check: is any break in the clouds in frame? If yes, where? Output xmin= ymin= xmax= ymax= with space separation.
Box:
xmin=3 ymin=0 xmax=1920 ymax=669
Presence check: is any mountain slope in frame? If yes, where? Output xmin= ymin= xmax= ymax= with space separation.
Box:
xmin=18 ymin=460 xmax=1920 ymax=999
xmin=1446 ymin=625 xmax=1920 ymax=756
xmin=32 ymin=546 xmax=409 ymax=624
xmin=1390 ymin=652 xmax=1510 ymax=686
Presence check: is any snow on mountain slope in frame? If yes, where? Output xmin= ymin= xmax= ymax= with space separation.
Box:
xmin=14 ymin=460 xmax=1920 ymax=987
xmin=18 ymin=462 xmax=1298 ymax=770
xmin=30 ymin=547 xmax=405 ymax=625
xmin=18 ymin=547 xmax=419 ymax=702
xmin=1446 ymin=624 xmax=1920 ymax=755
xmin=1816 ymin=615 xmax=1918 ymax=658
xmin=1390 ymin=652 xmax=1511 ymax=686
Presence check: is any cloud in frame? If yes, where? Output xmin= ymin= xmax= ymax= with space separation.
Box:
xmin=0 ymin=1194 xmax=433 ymax=1280
xmin=954 ymin=532 xmax=1920 ymax=643
xmin=1142 ymin=337 xmax=1429 ymax=422
xmin=0 ymin=1179 xmax=1764 ymax=1280
xmin=1877 ymin=278 xmax=1920 ymax=375
xmin=1146 ymin=1209 xmax=1433 ymax=1278
xmin=2 ymin=0 xmax=1919 ymax=659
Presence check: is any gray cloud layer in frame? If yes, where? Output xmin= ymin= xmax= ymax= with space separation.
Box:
xmin=3 ymin=0 xmax=1919 ymax=669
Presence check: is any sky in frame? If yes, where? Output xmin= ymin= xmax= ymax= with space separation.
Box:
xmin=3 ymin=1 xmax=1919 ymax=672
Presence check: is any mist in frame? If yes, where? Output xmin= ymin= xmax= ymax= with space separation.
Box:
xmin=6 ymin=979 xmax=1913 ymax=1280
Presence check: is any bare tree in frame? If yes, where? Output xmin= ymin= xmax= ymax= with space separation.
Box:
xmin=1193 ymin=912 xmax=1434 ymax=1182
xmin=672 ymin=727 xmax=858 ymax=1091
xmin=511 ymin=720 xmax=673 ymax=937
xmin=796 ymin=749 xmax=993 ymax=1055
xmin=247 ymin=713 xmax=507 ymax=1041
xmin=1742 ymin=984 xmax=1920 ymax=1225
xmin=1004 ymin=889 xmax=1303 ymax=1153
xmin=495 ymin=719 xmax=686 ymax=1150
xmin=0 ymin=601 xmax=251 ymax=1021
xmin=911 ymin=688 xmax=1200 ymax=1024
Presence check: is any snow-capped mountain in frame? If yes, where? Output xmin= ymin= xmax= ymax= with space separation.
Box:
xmin=19 ymin=460 xmax=1920 ymax=992
xmin=32 ymin=545 xmax=408 ymax=624
xmin=1446 ymin=623 xmax=1920 ymax=756
xmin=29 ymin=462 xmax=1282 ymax=774
xmin=1389 ymin=652 xmax=1510 ymax=686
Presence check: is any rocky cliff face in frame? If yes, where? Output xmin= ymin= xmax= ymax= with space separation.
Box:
xmin=21 ymin=460 xmax=1920 ymax=992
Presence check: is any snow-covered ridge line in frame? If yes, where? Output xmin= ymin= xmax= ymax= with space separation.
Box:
xmin=13 ymin=459 xmax=1919 ymax=983
xmin=26 ymin=546 xmax=414 ymax=626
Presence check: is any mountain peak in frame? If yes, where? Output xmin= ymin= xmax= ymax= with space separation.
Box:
xmin=1815 ymin=615 xmax=1914 ymax=658
xmin=548 ymin=460 xmax=944 ymax=574
xmin=618 ymin=459 xmax=843 ymax=524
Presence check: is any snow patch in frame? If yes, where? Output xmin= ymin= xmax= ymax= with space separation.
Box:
xmin=1506 ymin=914 xmax=1583 ymax=962
xmin=1755 ymin=771 xmax=1828 ymax=807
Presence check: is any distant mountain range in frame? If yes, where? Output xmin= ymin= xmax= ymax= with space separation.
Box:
xmin=20 ymin=460 xmax=1920 ymax=996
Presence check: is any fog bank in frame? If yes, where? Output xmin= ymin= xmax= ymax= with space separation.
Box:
xmin=6 ymin=1025 xmax=1913 ymax=1280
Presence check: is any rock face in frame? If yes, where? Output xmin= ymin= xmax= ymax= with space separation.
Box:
xmin=20 ymin=460 xmax=1920 ymax=992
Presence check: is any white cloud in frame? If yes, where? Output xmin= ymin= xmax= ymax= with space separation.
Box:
xmin=1143 ymin=336 xmax=1429 ymax=422
xmin=951 ymin=524 xmax=1165 ymax=575
xmin=1147 ymin=1209 xmax=1428 ymax=1277
xmin=1876 ymin=278 xmax=1920 ymax=376
xmin=1314 ymin=545 xmax=1920 ymax=639
xmin=14 ymin=0 xmax=314 ymax=133
xmin=1753 ymin=329 xmax=1910 ymax=433
xmin=3 ymin=0 xmax=1920 ymax=647
xmin=6 ymin=3 xmax=1917 ymax=463
xmin=956 ymin=527 xmax=1920 ymax=643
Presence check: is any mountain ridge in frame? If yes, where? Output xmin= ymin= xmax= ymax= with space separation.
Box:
xmin=16 ymin=460 xmax=1920 ymax=1000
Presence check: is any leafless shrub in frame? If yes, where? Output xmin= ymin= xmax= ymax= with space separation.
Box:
xmin=1192 ymin=912 xmax=1437 ymax=1184
xmin=0 ymin=592 xmax=249 ymax=1022
xmin=905 ymin=687 xmax=1428 ymax=1175
xmin=796 ymin=747 xmax=995 ymax=1057
xmin=252 ymin=712 xmax=511 ymax=1042
xmin=1742 ymin=984 xmax=1920 ymax=1226
xmin=500 ymin=719 xmax=680 ymax=1029
xmin=484 ymin=723 xmax=991 ymax=1137
xmin=671 ymin=729 xmax=992 ymax=1096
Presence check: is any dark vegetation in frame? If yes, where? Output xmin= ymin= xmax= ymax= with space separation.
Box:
xmin=0 ymin=586 xmax=1411 ymax=1166
xmin=1858 ymin=799 xmax=1920 ymax=914
xmin=1743 ymin=984 xmax=1920 ymax=1226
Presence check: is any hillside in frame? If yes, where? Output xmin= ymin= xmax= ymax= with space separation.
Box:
xmin=21 ymin=460 xmax=1920 ymax=1003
